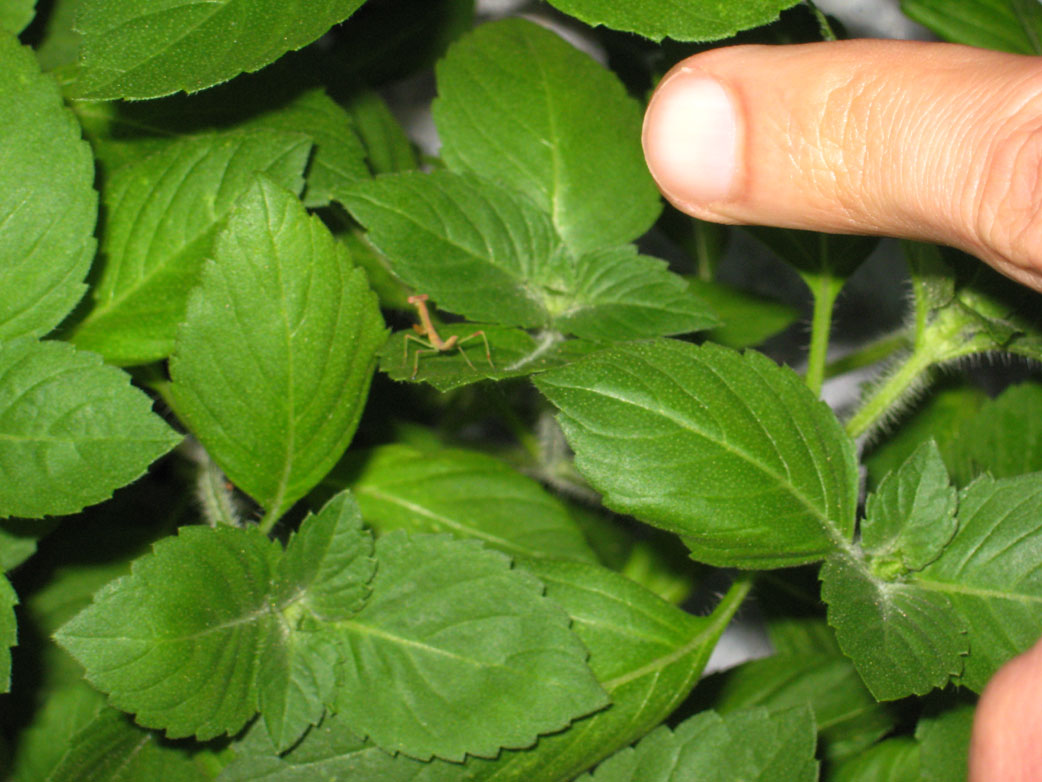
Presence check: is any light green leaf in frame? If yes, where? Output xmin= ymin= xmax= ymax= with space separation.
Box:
xmin=1 ymin=0 xmax=34 ymax=34
xmin=338 ymin=169 xmax=560 ymax=328
xmin=0 ymin=33 xmax=96 ymax=340
xmin=332 ymin=443 xmax=597 ymax=563
xmin=551 ymin=246 xmax=719 ymax=341
xmin=0 ymin=519 xmax=43 ymax=570
xmin=862 ymin=440 xmax=958 ymax=573
xmin=257 ymin=627 xmax=339 ymax=754
xmin=31 ymin=0 xmax=80 ymax=70
xmin=541 ymin=0 xmax=801 ymax=42
xmin=169 ymin=176 xmax=385 ymax=519
xmin=71 ymin=0 xmax=367 ymax=99
xmin=0 ymin=337 xmax=181 ymax=519
xmin=832 ymin=737 xmax=920 ymax=782
xmin=9 ymin=684 xmax=106 ymax=782
xmin=381 ymin=324 xmax=601 ymax=390
xmin=687 ymin=278 xmax=799 ymax=349
xmin=698 ymin=653 xmax=896 ymax=763
xmin=0 ymin=572 xmax=15 ymax=692
xmin=47 ymin=706 xmax=210 ymax=782
xmin=947 ymin=382 xmax=1042 ymax=484
xmin=276 ymin=491 xmax=375 ymax=621
xmin=69 ymin=129 xmax=311 ymax=365
xmin=821 ymin=553 xmax=966 ymax=700
xmin=433 ymin=18 xmax=660 ymax=254
xmin=54 ymin=524 xmax=282 ymax=740
xmin=332 ymin=531 xmax=609 ymax=761
xmin=535 ymin=339 xmax=859 ymax=568
xmin=902 ymin=0 xmax=1042 ymax=53
xmin=577 ymin=706 xmax=818 ymax=782
xmin=917 ymin=473 xmax=1042 ymax=690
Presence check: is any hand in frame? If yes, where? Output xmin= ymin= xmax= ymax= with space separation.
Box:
xmin=642 ymin=39 xmax=1042 ymax=779
xmin=642 ymin=39 xmax=1042 ymax=292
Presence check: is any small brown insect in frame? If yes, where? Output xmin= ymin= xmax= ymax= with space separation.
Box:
xmin=403 ymin=294 xmax=494 ymax=379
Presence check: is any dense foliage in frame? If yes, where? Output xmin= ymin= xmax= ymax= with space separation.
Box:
xmin=2 ymin=0 xmax=1041 ymax=779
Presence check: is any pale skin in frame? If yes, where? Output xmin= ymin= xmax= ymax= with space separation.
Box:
xmin=642 ymin=38 xmax=1042 ymax=779
xmin=403 ymin=294 xmax=494 ymax=379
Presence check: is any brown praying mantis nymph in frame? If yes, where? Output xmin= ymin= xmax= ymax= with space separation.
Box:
xmin=403 ymin=294 xmax=494 ymax=379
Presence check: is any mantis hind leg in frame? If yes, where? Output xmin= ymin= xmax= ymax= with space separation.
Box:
xmin=456 ymin=330 xmax=494 ymax=372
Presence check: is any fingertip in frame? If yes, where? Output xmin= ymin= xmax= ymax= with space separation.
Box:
xmin=643 ymin=68 xmax=740 ymax=210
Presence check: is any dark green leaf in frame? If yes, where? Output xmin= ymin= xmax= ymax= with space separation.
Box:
xmin=331 ymin=532 xmax=609 ymax=761
xmin=0 ymin=337 xmax=181 ymax=519
xmin=917 ymin=473 xmax=1042 ymax=690
xmin=72 ymin=0 xmax=367 ymax=99
xmin=31 ymin=0 xmax=80 ymax=70
xmin=55 ymin=524 xmax=281 ymax=740
xmin=334 ymin=443 xmax=597 ymax=563
xmin=47 ymin=707 xmax=210 ymax=782
xmin=0 ymin=33 xmax=95 ymax=339
xmin=1 ymin=0 xmax=34 ymax=34
xmin=821 ymin=553 xmax=966 ymax=700
xmin=688 ymin=278 xmax=799 ymax=349
xmin=577 ymin=706 xmax=817 ymax=782
xmin=0 ymin=572 xmax=15 ymax=692
xmin=541 ymin=0 xmax=802 ymax=42
xmin=917 ymin=698 xmax=974 ymax=782
xmin=902 ymin=0 xmax=1042 ymax=53
xmin=862 ymin=440 xmax=958 ymax=573
xmin=169 ymin=176 xmax=385 ymax=518
xmin=535 ymin=340 xmax=859 ymax=568
xmin=9 ymin=684 xmax=106 ymax=782
xmin=341 ymin=88 xmax=418 ymax=174
xmin=0 ymin=519 xmax=44 ymax=570
xmin=947 ymin=382 xmax=1042 ymax=484
xmin=747 ymin=227 xmax=878 ymax=281
xmin=832 ymin=737 xmax=920 ymax=782
xmin=698 ymin=652 xmax=896 ymax=763
xmin=433 ymin=18 xmax=660 ymax=253
xmin=69 ymin=130 xmax=311 ymax=365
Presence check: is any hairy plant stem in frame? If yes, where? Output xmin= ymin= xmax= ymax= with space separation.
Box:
xmin=804 ymin=272 xmax=843 ymax=397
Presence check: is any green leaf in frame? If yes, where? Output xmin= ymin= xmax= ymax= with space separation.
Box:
xmin=747 ymin=227 xmax=879 ymax=282
xmin=832 ymin=737 xmax=920 ymax=782
xmin=69 ymin=129 xmax=311 ymax=365
xmin=168 ymin=176 xmax=385 ymax=519
xmin=917 ymin=698 xmax=974 ymax=782
xmin=0 ymin=337 xmax=181 ymax=519
xmin=32 ymin=0 xmax=80 ymax=70
xmin=47 ymin=707 xmax=211 ymax=782
xmin=341 ymin=88 xmax=418 ymax=174
xmin=688 ymin=278 xmax=799 ymax=349
xmin=332 ymin=444 xmax=597 ymax=563
xmin=71 ymin=0 xmax=367 ymax=99
xmin=0 ymin=519 xmax=44 ymax=570
xmin=862 ymin=440 xmax=958 ymax=574
xmin=0 ymin=572 xmax=15 ymax=692
xmin=275 ymin=492 xmax=376 ymax=621
xmin=550 ymin=246 xmax=719 ymax=341
xmin=541 ymin=0 xmax=801 ymax=42
xmin=1 ymin=0 xmax=34 ymax=34
xmin=535 ymin=340 xmax=859 ymax=568
xmin=339 ymin=170 xmax=560 ymax=328
xmin=9 ymin=684 xmax=106 ymax=782
xmin=222 ymin=562 xmax=749 ymax=782
xmin=54 ymin=524 xmax=281 ymax=740
xmin=864 ymin=384 xmax=986 ymax=490
xmin=902 ymin=0 xmax=1042 ymax=54
xmin=380 ymin=324 xmax=601 ymax=391
xmin=946 ymin=382 xmax=1042 ymax=484
xmin=433 ymin=18 xmax=660 ymax=253
xmin=917 ymin=473 xmax=1042 ymax=690
xmin=577 ymin=706 xmax=818 ymax=782
xmin=820 ymin=553 xmax=966 ymax=701
xmin=0 ymin=33 xmax=96 ymax=340
xmin=332 ymin=531 xmax=609 ymax=761
xmin=697 ymin=653 xmax=896 ymax=763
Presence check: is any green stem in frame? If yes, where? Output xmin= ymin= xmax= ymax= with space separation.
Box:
xmin=258 ymin=506 xmax=282 ymax=537
xmin=824 ymin=333 xmax=910 ymax=379
xmin=804 ymin=271 xmax=843 ymax=397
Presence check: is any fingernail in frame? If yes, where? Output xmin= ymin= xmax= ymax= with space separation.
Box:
xmin=643 ymin=71 xmax=738 ymax=205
